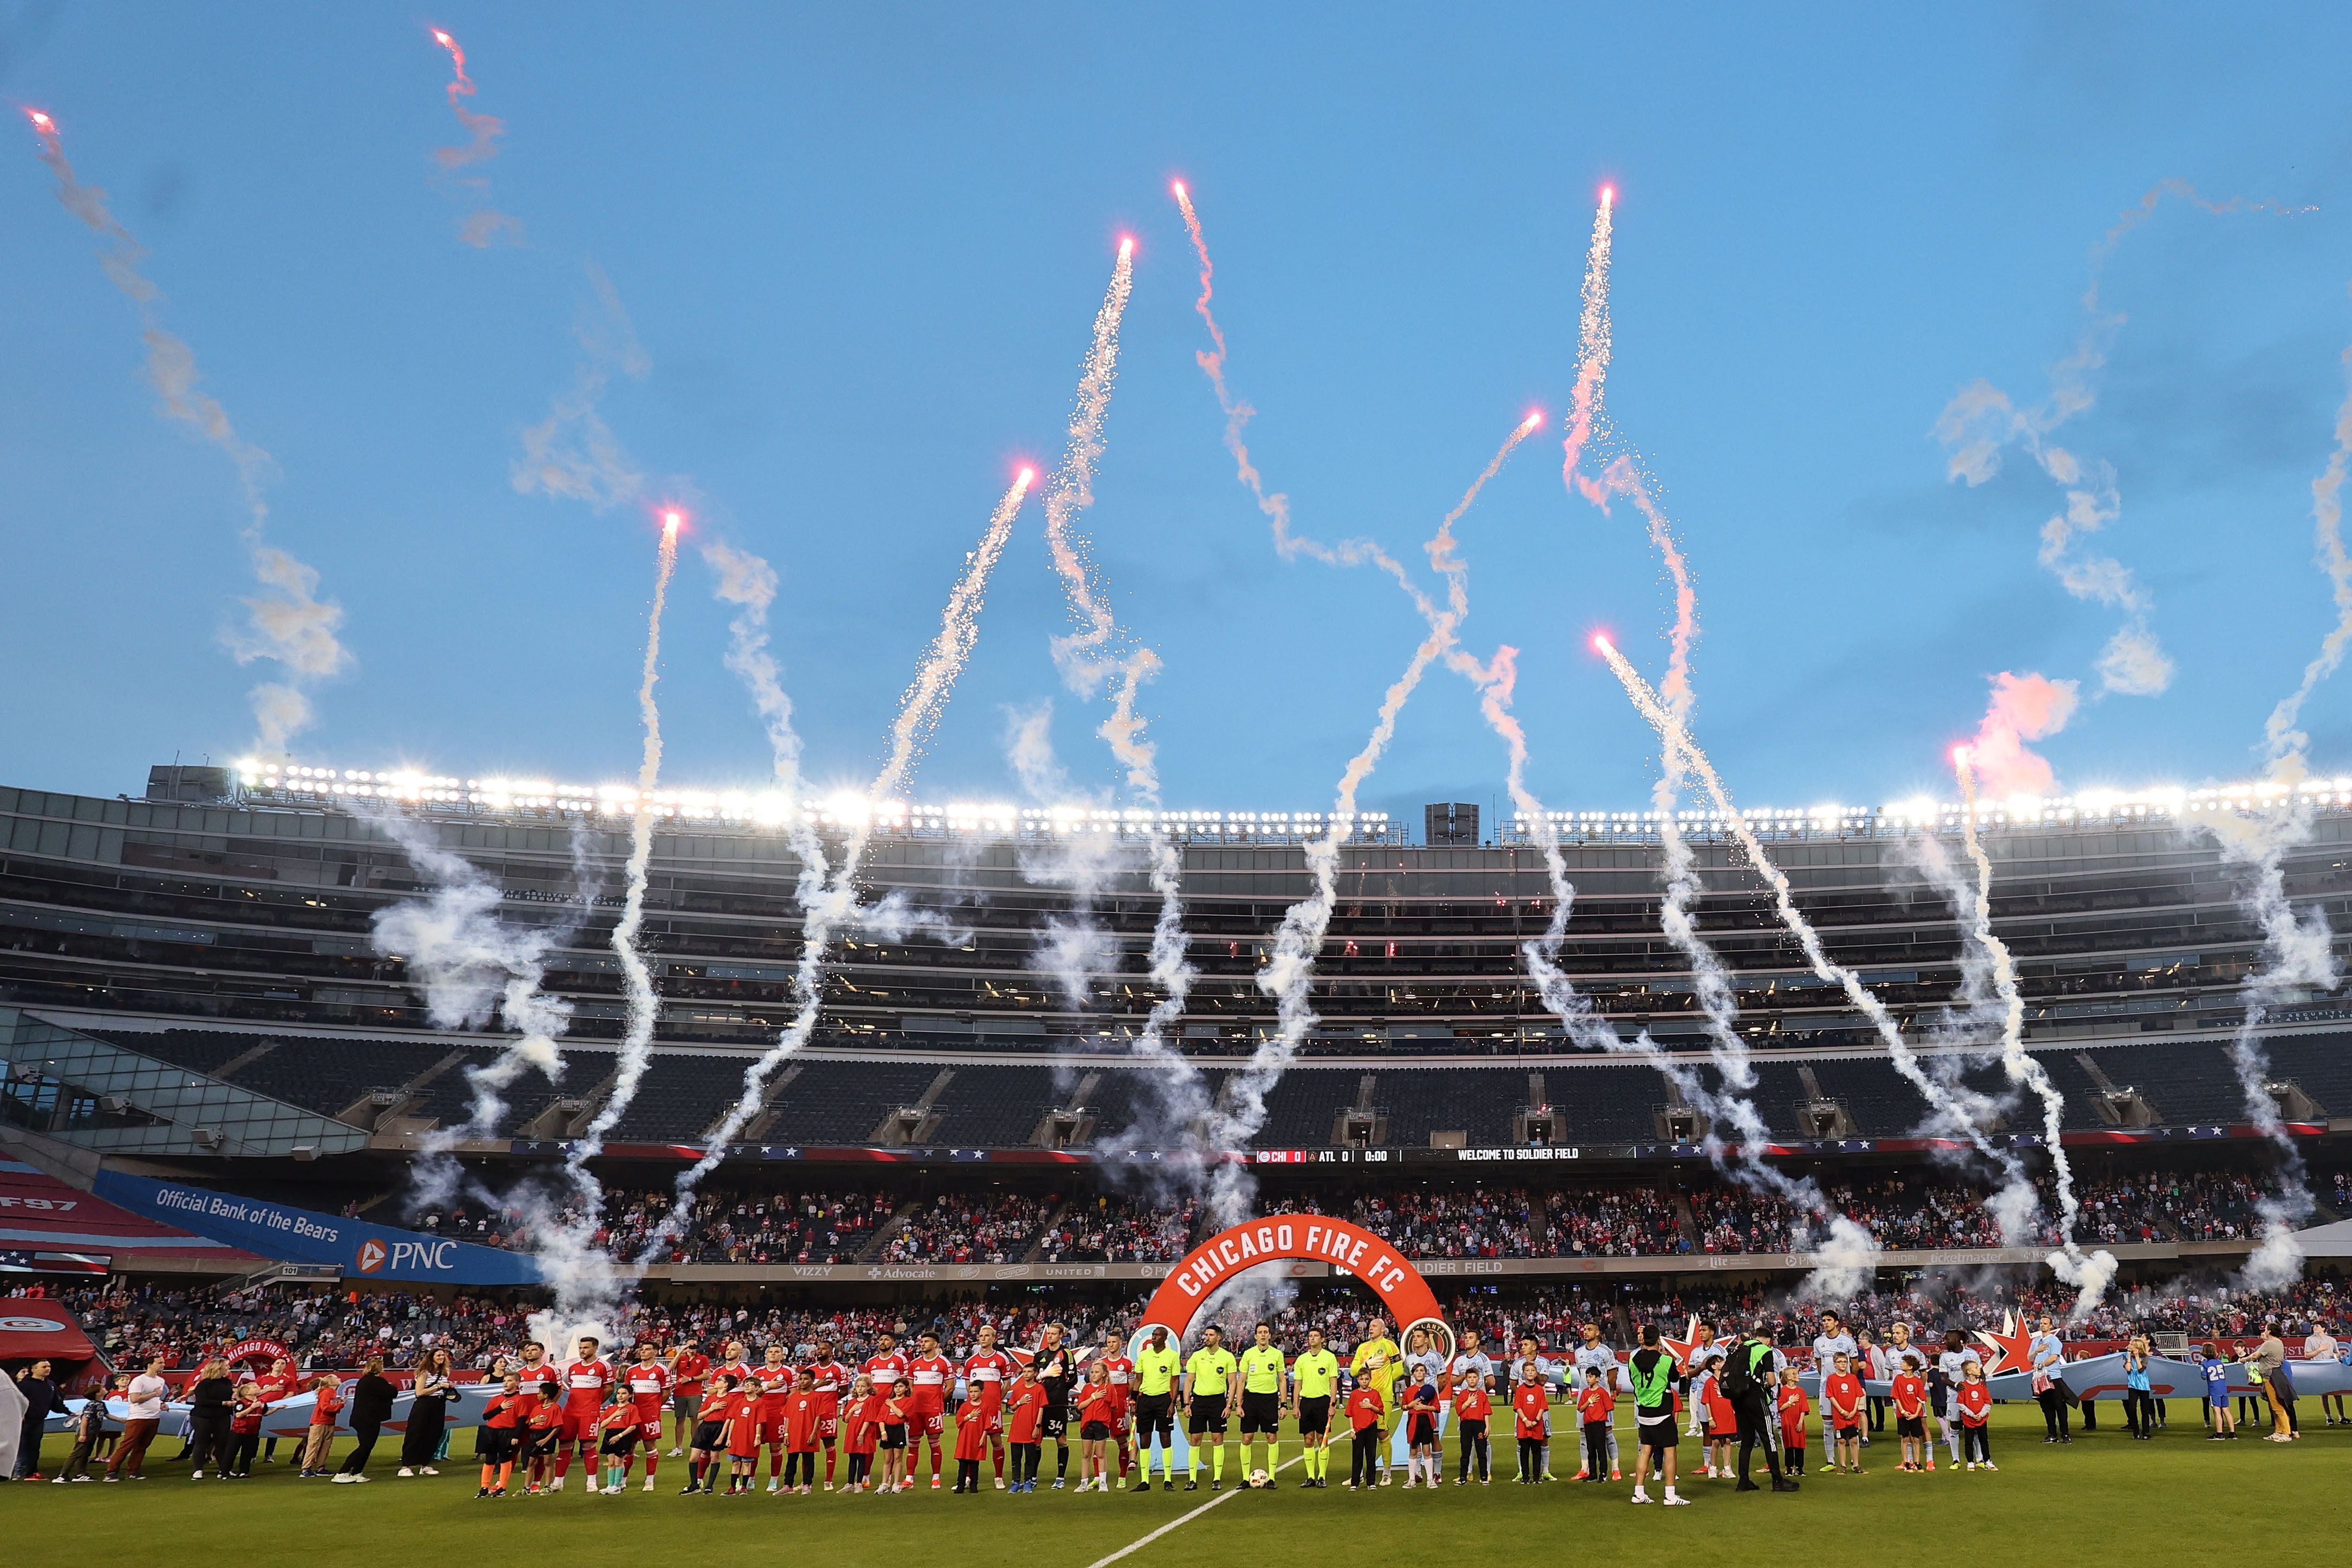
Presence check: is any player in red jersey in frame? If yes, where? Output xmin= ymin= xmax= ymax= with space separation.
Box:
xmin=623 ymin=1343 xmax=671 ymax=1491
xmin=906 ymin=1330 xmax=954 ymax=1489
xmin=551 ymin=1336 xmax=614 ymax=1492
xmin=1099 ymin=1337 xmax=1136 ymax=1485
xmin=751 ymin=1343 xmax=796 ymax=1493
xmin=802 ymin=1337 xmax=851 ymax=1489
xmin=668 ymin=1338 xmax=710 ymax=1457
xmin=862 ymin=1330 xmax=909 ymax=1396
xmin=963 ymin=1323 xmax=1016 ymax=1488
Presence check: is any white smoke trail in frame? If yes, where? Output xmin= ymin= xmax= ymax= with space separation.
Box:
xmin=642 ymin=474 xmax=1036 ymax=1257
xmin=2263 ymin=325 xmax=2352 ymax=779
xmin=567 ymin=514 xmax=681 ymax=1170
xmin=364 ymin=809 xmax=589 ymax=1211
xmin=1952 ymin=754 xmax=2118 ymax=1316
xmin=426 ymin=28 xmax=522 ymax=246
xmin=701 ymin=537 xmax=831 ymax=902
xmin=1024 ymin=239 xmax=1217 ymax=1182
xmin=1205 ymin=417 xmax=1538 ymax=1227
xmin=1595 ymin=638 xmax=2036 ymax=1239
xmin=513 ymin=263 xmax=649 ymax=510
xmin=25 ymin=110 xmax=348 ymax=754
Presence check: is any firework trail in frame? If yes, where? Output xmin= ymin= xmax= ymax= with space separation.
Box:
xmin=1953 ymin=750 xmax=2117 ymax=1315
xmin=1595 ymin=637 xmax=2039 ymax=1238
xmin=567 ymin=511 xmax=682 ymax=1173
xmin=514 ymin=263 xmax=649 ymax=510
xmin=1938 ymin=182 xmax=2306 ymax=701
xmin=2263 ymin=335 xmax=2352 ymax=778
xmin=1206 ymin=415 xmax=1537 ymax=1226
xmin=1560 ymin=187 xmax=1616 ymax=496
xmin=365 ymin=809 xmax=590 ymax=1212
xmin=643 ymin=473 xmax=1036 ymax=1257
xmin=1174 ymin=181 xmax=1434 ymax=618
xmin=22 ymin=108 xmax=347 ymax=754
xmin=2200 ymin=339 xmax=2352 ymax=1290
xmin=427 ymin=27 xmax=521 ymax=246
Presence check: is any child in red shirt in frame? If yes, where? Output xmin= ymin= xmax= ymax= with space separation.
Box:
xmin=1454 ymin=1379 xmax=1493 ymax=1484
xmin=1348 ymin=1384 xmax=1388 ymax=1489
xmin=599 ymin=1394 xmax=644 ymax=1493
xmin=1825 ymin=1353 xmax=1866 ymax=1474
xmin=1701 ymin=1361 xmax=1736 ymax=1479
xmin=1775 ymin=1369 xmax=1810 ymax=1477
xmin=1004 ymin=1367 xmax=1048 ymax=1493
xmin=782 ymin=1377 xmax=824 ymax=1493
xmin=953 ymin=1394 xmax=992 ymax=1493
xmin=1511 ymin=1369 xmax=1551 ymax=1485
xmin=524 ymin=1381 xmax=567 ymax=1493
xmin=1576 ymin=1369 xmax=1616 ymax=1484
xmin=879 ymin=1378 xmax=913 ymax=1494
xmin=1891 ymin=1356 xmax=1930 ymax=1473
xmin=724 ymin=1382 xmax=765 ymax=1494
xmin=1074 ymin=1364 xmax=1116 ymax=1493
xmin=840 ymin=1374 xmax=881 ymax=1492
xmin=477 ymin=1373 xmax=524 ymax=1497
xmin=299 ymin=1375 xmax=343 ymax=1478
xmin=687 ymin=1375 xmax=736 ymax=1494
xmin=1956 ymin=1361 xmax=1995 ymax=1471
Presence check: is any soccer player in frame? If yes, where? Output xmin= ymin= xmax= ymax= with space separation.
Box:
xmin=1181 ymin=1324 xmax=1238 ymax=1491
xmin=1130 ymin=1324 xmax=1182 ymax=1491
xmin=1345 ymin=1379 xmax=1386 ymax=1490
xmin=1936 ymin=1331 xmax=1970 ymax=1467
xmin=1825 ymin=1351 xmax=1866 ymax=1474
xmin=1811 ymin=1311 xmax=1858 ymax=1453
xmin=552 ymin=1336 xmax=613 ymax=1492
xmin=1776 ymin=1367 xmax=1810 ymax=1478
xmin=908 ymin=1330 xmax=954 ymax=1489
xmin=668 ymin=1339 xmax=709 ymax=1458
xmin=1075 ymin=1360 xmax=1118 ymax=1492
xmin=782 ymin=1371 xmax=824 ymax=1494
xmin=1572 ymin=1323 xmax=1623 ymax=1480
xmin=804 ymin=1338 xmax=851 ymax=1489
xmin=1892 ymin=1354 xmax=1930 ymax=1472
xmin=1956 ymin=1360 xmax=1995 ymax=1469
xmin=476 ymin=1372 xmax=523 ymax=1498
xmin=1511 ymin=1361 xmax=1550 ymax=1484
xmin=1030 ymin=1322 xmax=1079 ymax=1489
xmin=711 ymin=1339 xmax=753 ymax=1401
xmin=1349 ymin=1316 xmax=1402 ymax=1485
xmin=964 ymin=1323 xmax=1016 ymax=1489
xmin=1099 ymin=1332 xmax=1136 ymax=1487
xmin=1626 ymin=1322 xmax=1685 ymax=1506
xmin=1291 ymin=1327 xmax=1340 ymax=1489
xmin=1237 ymin=1323 xmax=1288 ymax=1484
xmin=1005 ymin=1362 xmax=1048 ymax=1493
xmin=687 ymin=1373 xmax=736 ymax=1494
xmin=1451 ymin=1362 xmax=1492 ymax=1485
xmin=752 ymin=1343 xmax=796 ymax=1493
xmin=623 ymin=1342 xmax=670 ymax=1491
xmin=862 ymin=1330 xmax=909 ymax=1397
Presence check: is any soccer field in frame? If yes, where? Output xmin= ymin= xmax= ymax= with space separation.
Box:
xmin=11 ymin=1409 xmax=2345 ymax=1568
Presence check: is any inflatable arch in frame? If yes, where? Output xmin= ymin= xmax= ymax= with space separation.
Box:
xmin=1138 ymin=1216 xmax=1452 ymax=1353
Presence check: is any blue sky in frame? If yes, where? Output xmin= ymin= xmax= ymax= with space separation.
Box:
xmin=5 ymin=2 xmax=2352 ymax=822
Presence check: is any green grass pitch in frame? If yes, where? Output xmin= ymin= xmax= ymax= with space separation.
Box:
xmin=11 ymin=1408 xmax=2347 ymax=1568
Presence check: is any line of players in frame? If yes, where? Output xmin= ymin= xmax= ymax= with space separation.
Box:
xmin=455 ymin=1311 xmax=2006 ymax=1502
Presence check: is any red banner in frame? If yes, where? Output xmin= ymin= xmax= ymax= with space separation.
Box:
xmin=1139 ymin=1216 xmax=1447 ymax=1346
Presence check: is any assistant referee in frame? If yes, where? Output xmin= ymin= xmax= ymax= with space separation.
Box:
xmin=1129 ymin=1324 xmax=1182 ymax=1493
xmin=1238 ymin=1323 xmax=1288 ymax=1484
xmin=1291 ymin=1328 xmax=1340 ymax=1489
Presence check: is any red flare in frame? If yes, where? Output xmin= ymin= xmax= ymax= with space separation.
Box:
xmin=1522 ymin=409 xmax=1545 ymax=429
xmin=1600 ymin=184 xmax=1616 ymax=204
xmin=1591 ymin=632 xmax=1615 ymax=656
xmin=1016 ymin=466 xmax=1036 ymax=487
xmin=25 ymin=108 xmax=54 ymax=132
xmin=1118 ymin=234 xmax=1135 ymax=259
xmin=1171 ymin=179 xmax=1187 ymax=199
xmin=659 ymin=508 xmax=685 ymax=534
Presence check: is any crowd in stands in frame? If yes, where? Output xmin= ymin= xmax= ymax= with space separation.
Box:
xmin=1343 ymin=1185 xmax=1544 ymax=1259
xmin=1033 ymin=1195 xmax=1199 ymax=1262
xmin=877 ymin=1192 xmax=1052 ymax=1264
xmin=1545 ymin=1186 xmax=1683 ymax=1257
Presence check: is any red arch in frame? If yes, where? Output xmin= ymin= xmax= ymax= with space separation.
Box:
xmin=1140 ymin=1216 xmax=1446 ymax=1343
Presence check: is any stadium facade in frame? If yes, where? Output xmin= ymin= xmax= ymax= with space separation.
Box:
xmin=3 ymin=763 xmax=2347 ymax=1293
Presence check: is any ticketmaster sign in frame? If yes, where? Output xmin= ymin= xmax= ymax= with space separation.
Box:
xmin=93 ymin=1171 xmax=541 ymax=1285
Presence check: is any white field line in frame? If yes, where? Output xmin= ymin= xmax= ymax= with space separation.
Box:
xmin=1080 ymin=1454 xmax=1306 ymax=1568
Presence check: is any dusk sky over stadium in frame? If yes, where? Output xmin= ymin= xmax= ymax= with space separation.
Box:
xmin=6 ymin=2 xmax=2352 ymax=821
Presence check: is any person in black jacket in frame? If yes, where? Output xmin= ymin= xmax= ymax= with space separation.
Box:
xmin=185 ymin=1358 xmax=236 ymax=1479
xmin=13 ymin=1360 xmax=61 ymax=1480
xmin=1727 ymin=1324 xmax=1797 ymax=1493
xmin=335 ymin=1360 xmax=398 ymax=1483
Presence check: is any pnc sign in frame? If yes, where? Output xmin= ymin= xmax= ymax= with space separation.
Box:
xmin=359 ymin=1237 xmax=460 ymax=1275
xmin=1138 ymin=1216 xmax=1448 ymax=1351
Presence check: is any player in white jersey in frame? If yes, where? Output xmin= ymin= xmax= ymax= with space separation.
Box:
xmin=1572 ymin=1324 xmax=1623 ymax=1479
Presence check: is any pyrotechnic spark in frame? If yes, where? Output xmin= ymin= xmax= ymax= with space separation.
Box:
xmin=23 ymin=109 xmax=345 ymax=755
xmin=1595 ymin=638 xmax=2035 ymax=1231
xmin=568 ymin=514 xmax=682 ymax=1183
xmin=1560 ymin=188 xmax=1616 ymax=495
xmin=1207 ymin=414 xmax=1537 ymax=1225
xmin=645 ymin=472 xmax=1039 ymax=1257
xmin=424 ymin=26 xmax=520 ymax=244
xmin=1954 ymin=747 xmax=2117 ymax=1315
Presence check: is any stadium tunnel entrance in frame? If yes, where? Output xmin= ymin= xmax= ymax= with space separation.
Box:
xmin=1137 ymin=1216 xmax=1451 ymax=1355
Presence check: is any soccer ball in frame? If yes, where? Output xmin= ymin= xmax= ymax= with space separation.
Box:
xmin=1249 ymin=1469 xmax=1270 ymax=1489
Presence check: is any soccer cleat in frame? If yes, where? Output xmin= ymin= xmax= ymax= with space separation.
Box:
xmin=1662 ymin=1494 xmax=1691 ymax=1506
xmin=996 ymin=1477 xmax=1007 ymax=1489
xmin=1163 ymin=1479 xmax=1174 ymax=1491
xmin=1184 ymin=1479 xmax=1198 ymax=1491
xmin=1051 ymin=1478 xmax=1064 ymax=1490
xmin=931 ymin=1476 xmax=943 ymax=1489
xmin=476 ymin=1487 xmax=491 ymax=1499
xmin=644 ymin=1478 xmax=656 ymax=1492
xmin=1135 ymin=1481 xmax=1156 ymax=1493
xmin=1611 ymin=1469 xmax=1622 ymax=1481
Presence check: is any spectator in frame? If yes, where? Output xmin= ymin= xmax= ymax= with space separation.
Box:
xmin=185 ymin=1356 xmax=236 ymax=1478
xmin=399 ymin=1348 xmax=455 ymax=1476
xmin=53 ymin=1386 xmax=107 ymax=1482
xmin=11 ymin=1358 xmax=61 ymax=1480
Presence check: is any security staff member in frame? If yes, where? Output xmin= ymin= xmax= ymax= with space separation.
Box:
xmin=1181 ymin=1326 xmax=1239 ymax=1491
xmin=1728 ymin=1322 xmax=1797 ymax=1493
xmin=1290 ymin=1329 xmax=1340 ymax=1489
xmin=1129 ymin=1324 xmax=1182 ymax=1492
